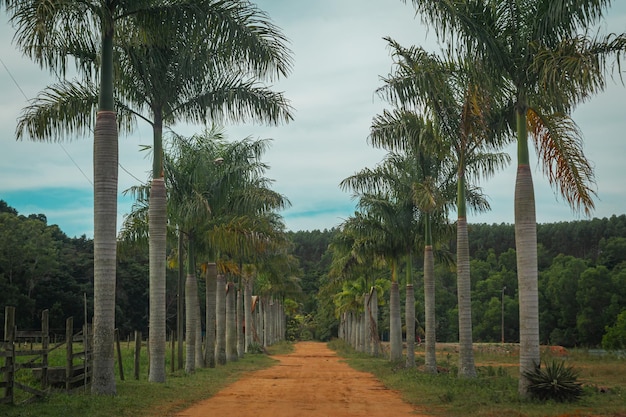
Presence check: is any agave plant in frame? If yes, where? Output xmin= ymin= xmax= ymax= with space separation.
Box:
xmin=522 ymin=360 xmax=583 ymax=402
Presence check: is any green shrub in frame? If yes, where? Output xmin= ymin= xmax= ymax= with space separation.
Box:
xmin=523 ymin=360 xmax=583 ymax=402
xmin=247 ymin=342 xmax=265 ymax=354
xmin=602 ymin=310 xmax=626 ymax=350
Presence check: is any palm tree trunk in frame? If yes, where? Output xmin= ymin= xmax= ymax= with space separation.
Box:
xmin=371 ymin=288 xmax=379 ymax=356
xmin=225 ymin=282 xmax=238 ymax=361
xmin=424 ymin=243 xmax=437 ymax=373
xmin=215 ymin=274 xmax=226 ymax=365
xmin=389 ymin=278 xmax=402 ymax=361
xmin=405 ymin=283 xmax=415 ymax=367
xmin=350 ymin=312 xmax=356 ymax=348
xmin=194 ymin=300 xmax=204 ymax=368
xmin=184 ymin=273 xmax=197 ymax=373
xmin=363 ymin=295 xmax=370 ymax=354
xmin=92 ymin=109 xmax=118 ymax=395
xmin=205 ymin=263 xmax=217 ymax=368
xmin=184 ymin=239 xmax=198 ymax=374
xmin=148 ymin=178 xmax=167 ymax=382
xmin=177 ymin=229 xmax=184 ymax=370
xmin=457 ymin=215 xmax=477 ymax=377
xmin=515 ymin=108 xmax=540 ymax=396
xmin=357 ymin=310 xmax=364 ymax=352
xmin=244 ymin=279 xmax=252 ymax=352
xmin=263 ymin=298 xmax=270 ymax=346
xmin=237 ymin=288 xmax=244 ymax=358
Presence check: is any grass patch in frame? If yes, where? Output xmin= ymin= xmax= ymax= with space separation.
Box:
xmin=2 ymin=341 xmax=293 ymax=417
xmin=328 ymin=339 xmax=626 ymax=417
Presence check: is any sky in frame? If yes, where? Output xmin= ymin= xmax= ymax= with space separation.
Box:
xmin=1 ymin=1 xmax=625 ymax=238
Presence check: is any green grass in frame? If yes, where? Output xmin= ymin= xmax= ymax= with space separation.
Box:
xmin=5 ymin=340 xmax=624 ymax=417
xmin=2 ymin=341 xmax=294 ymax=417
xmin=328 ymin=339 xmax=626 ymax=417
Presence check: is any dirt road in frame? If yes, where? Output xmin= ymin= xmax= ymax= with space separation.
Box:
xmin=176 ymin=341 xmax=425 ymax=417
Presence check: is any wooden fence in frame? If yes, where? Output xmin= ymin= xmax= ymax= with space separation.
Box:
xmin=1 ymin=306 xmax=92 ymax=405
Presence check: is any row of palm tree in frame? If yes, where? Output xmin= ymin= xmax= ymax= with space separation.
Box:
xmin=121 ymin=128 xmax=297 ymax=375
xmin=334 ymin=0 xmax=625 ymax=397
xmin=403 ymin=0 xmax=625 ymax=395
xmin=3 ymin=0 xmax=293 ymax=394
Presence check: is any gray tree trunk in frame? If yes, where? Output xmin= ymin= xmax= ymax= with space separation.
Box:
xmin=225 ymin=282 xmax=238 ymax=361
xmin=205 ymin=263 xmax=217 ymax=368
xmin=369 ymin=288 xmax=379 ymax=356
xmin=215 ymin=274 xmax=226 ymax=365
xmin=184 ymin=271 xmax=198 ymax=374
xmin=263 ymin=298 xmax=270 ymax=347
xmin=515 ymin=163 xmax=540 ymax=396
xmin=244 ymin=280 xmax=252 ymax=352
xmin=405 ymin=284 xmax=415 ymax=368
xmin=389 ymin=281 xmax=402 ymax=361
xmin=364 ymin=295 xmax=371 ymax=354
xmin=457 ymin=217 xmax=477 ymax=377
xmin=148 ymin=178 xmax=167 ymax=382
xmin=237 ymin=288 xmax=244 ymax=358
xmin=176 ymin=231 xmax=184 ymax=370
xmin=92 ymin=110 xmax=118 ymax=395
xmin=195 ymin=300 xmax=204 ymax=368
xmin=424 ymin=245 xmax=437 ymax=373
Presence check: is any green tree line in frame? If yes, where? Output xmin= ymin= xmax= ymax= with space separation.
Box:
xmin=0 ymin=200 xmax=153 ymax=337
xmin=289 ymin=214 xmax=626 ymax=349
xmin=2 ymin=198 xmax=625 ymax=349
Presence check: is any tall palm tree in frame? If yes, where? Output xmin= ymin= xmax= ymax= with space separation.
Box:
xmin=341 ymin=152 xmax=429 ymax=362
xmin=161 ymin=128 xmax=289 ymax=370
xmin=327 ymin=223 xmax=389 ymax=355
xmin=366 ymin=111 xmax=457 ymax=373
xmin=125 ymin=2 xmax=290 ymax=381
xmin=13 ymin=1 xmax=293 ymax=382
xmin=406 ymin=0 xmax=625 ymax=394
xmin=3 ymin=0 xmax=195 ymax=395
xmin=215 ymin=212 xmax=291 ymax=354
xmin=376 ymin=39 xmax=510 ymax=377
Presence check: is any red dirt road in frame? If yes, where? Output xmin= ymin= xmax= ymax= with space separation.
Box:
xmin=176 ymin=341 xmax=426 ymax=417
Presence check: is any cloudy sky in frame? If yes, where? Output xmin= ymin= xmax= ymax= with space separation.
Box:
xmin=1 ymin=1 xmax=625 ymax=238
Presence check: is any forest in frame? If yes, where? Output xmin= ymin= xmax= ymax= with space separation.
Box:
xmin=2 ymin=199 xmax=625 ymax=351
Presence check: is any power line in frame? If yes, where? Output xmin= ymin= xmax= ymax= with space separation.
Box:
xmin=1 ymin=55 xmax=94 ymax=186
xmin=1 ymin=55 xmax=145 ymax=187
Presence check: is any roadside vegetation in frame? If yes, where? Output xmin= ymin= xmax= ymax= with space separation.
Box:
xmin=329 ymin=339 xmax=626 ymax=417
xmin=3 ymin=341 xmax=293 ymax=417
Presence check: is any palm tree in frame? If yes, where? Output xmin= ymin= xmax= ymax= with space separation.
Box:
xmin=366 ymin=111 xmax=457 ymax=373
xmin=341 ymin=152 xmax=428 ymax=362
xmin=254 ymin=251 xmax=301 ymax=345
xmin=160 ymin=128 xmax=289 ymax=369
xmin=406 ymin=0 xmax=625 ymax=394
xmin=376 ymin=39 xmax=510 ymax=376
xmin=328 ymin=225 xmax=389 ymax=356
xmin=13 ymin=1 xmax=293 ymax=382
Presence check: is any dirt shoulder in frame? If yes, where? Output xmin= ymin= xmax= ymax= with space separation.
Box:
xmin=175 ymin=341 xmax=427 ymax=417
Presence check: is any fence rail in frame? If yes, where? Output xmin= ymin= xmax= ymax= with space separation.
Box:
xmin=1 ymin=306 xmax=91 ymax=405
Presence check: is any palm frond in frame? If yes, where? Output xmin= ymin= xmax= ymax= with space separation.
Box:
xmin=528 ymin=108 xmax=597 ymax=215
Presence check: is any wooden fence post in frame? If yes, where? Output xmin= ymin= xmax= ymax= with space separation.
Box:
xmin=134 ymin=331 xmax=141 ymax=380
xmin=41 ymin=310 xmax=49 ymax=390
xmin=3 ymin=306 xmax=15 ymax=404
xmin=83 ymin=323 xmax=92 ymax=389
xmin=65 ymin=317 xmax=73 ymax=392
